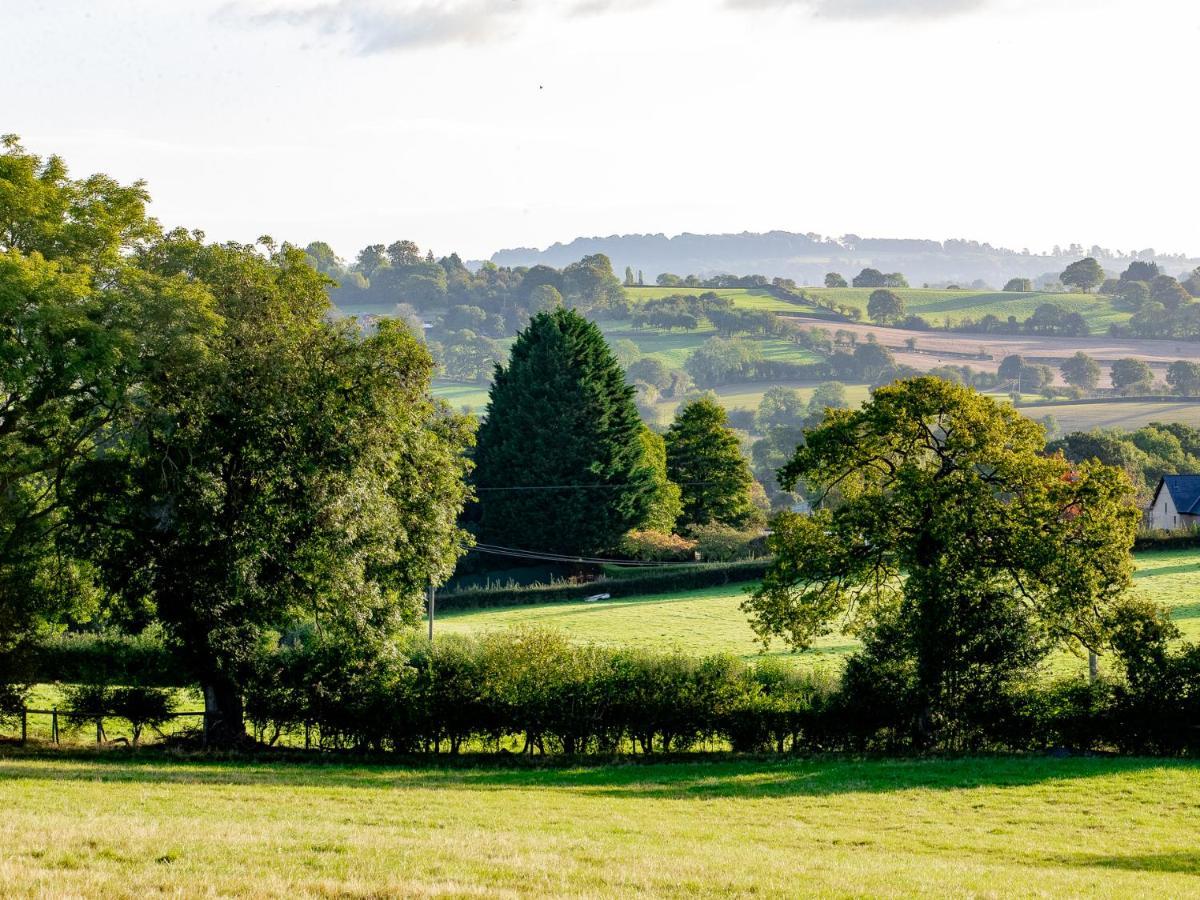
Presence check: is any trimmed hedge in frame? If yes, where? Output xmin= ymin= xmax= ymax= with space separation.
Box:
xmin=436 ymin=559 xmax=769 ymax=610
xmin=31 ymin=632 xmax=182 ymax=687
xmin=1133 ymin=529 xmax=1200 ymax=552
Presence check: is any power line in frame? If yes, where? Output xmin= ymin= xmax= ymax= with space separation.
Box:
xmin=474 ymin=480 xmax=722 ymax=492
xmin=469 ymin=542 xmax=710 ymax=568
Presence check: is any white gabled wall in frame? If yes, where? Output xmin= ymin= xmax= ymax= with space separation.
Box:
xmin=1149 ymin=484 xmax=1178 ymax=531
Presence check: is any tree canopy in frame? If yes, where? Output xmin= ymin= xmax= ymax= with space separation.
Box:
xmin=474 ymin=308 xmax=654 ymax=555
xmin=665 ymin=397 xmax=757 ymax=529
xmin=743 ymin=378 xmax=1139 ymax=744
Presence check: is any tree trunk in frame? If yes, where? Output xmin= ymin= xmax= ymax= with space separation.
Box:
xmin=203 ymin=679 xmax=246 ymax=747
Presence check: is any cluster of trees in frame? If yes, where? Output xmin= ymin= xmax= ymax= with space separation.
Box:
xmin=683 ymin=335 xmax=897 ymax=388
xmin=472 ymin=310 xmax=764 ymax=561
xmin=654 ymin=272 xmax=771 ymax=289
xmin=1051 ymin=422 xmax=1200 ymax=506
xmin=947 ymin=302 xmax=1089 ymax=337
xmin=308 ymin=241 xmax=636 ymax=382
xmin=0 ymin=137 xmax=473 ymax=738
xmin=628 ymin=292 xmax=734 ymax=331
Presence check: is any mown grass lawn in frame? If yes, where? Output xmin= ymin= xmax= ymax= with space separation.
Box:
xmin=1 ymin=754 xmax=1198 ymax=897
xmin=439 ymin=549 xmax=1200 ymax=678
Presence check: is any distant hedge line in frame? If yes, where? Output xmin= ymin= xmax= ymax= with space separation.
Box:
xmin=1133 ymin=529 xmax=1200 ymax=552
xmin=436 ymin=559 xmax=769 ymax=610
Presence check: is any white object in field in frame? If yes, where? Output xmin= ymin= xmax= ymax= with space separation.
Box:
xmin=584 ymin=593 xmax=611 ymax=603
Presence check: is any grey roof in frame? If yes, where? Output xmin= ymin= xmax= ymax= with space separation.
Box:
xmin=1161 ymin=475 xmax=1200 ymax=515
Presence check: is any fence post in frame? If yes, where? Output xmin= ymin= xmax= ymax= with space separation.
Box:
xmin=305 ymin=721 xmax=311 ymax=750
xmin=21 ymin=707 xmax=27 ymax=745
xmin=202 ymin=712 xmax=209 ymax=748
xmin=96 ymin=719 xmax=102 ymax=745
xmin=52 ymin=708 xmax=58 ymax=744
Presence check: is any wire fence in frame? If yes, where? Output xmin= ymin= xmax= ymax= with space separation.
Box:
xmin=10 ymin=706 xmax=210 ymax=747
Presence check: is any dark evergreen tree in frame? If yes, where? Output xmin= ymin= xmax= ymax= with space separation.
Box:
xmin=475 ymin=309 xmax=654 ymax=554
xmin=665 ymin=397 xmax=756 ymax=529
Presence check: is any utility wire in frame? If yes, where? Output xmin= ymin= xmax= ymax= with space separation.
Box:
xmin=474 ymin=480 xmax=721 ymax=492
xmin=469 ymin=542 xmax=714 ymax=568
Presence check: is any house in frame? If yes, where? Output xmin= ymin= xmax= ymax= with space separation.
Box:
xmin=1146 ymin=476 xmax=1200 ymax=532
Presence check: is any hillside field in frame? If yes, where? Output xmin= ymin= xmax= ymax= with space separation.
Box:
xmin=437 ymin=549 xmax=1200 ymax=678
xmin=803 ymin=287 xmax=1129 ymax=333
xmin=2 ymin=755 xmax=1199 ymax=897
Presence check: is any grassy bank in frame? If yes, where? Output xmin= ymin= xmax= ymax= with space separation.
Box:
xmin=1 ymin=754 xmax=1198 ymax=897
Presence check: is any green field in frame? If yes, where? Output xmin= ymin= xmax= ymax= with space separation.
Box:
xmin=805 ymin=287 xmax=1129 ymax=333
xmin=438 ymin=549 xmax=1200 ymax=677
xmin=1019 ymin=400 xmax=1200 ymax=433
xmin=2 ymin=755 xmax=1199 ymax=897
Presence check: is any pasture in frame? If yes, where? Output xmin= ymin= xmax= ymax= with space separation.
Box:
xmin=438 ymin=549 xmax=1200 ymax=677
xmin=1019 ymin=400 xmax=1200 ymax=433
xmin=1 ymin=755 xmax=1199 ymax=897
xmin=804 ymin=287 xmax=1129 ymax=333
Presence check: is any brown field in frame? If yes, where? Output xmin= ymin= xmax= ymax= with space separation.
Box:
xmin=784 ymin=316 xmax=1200 ymax=388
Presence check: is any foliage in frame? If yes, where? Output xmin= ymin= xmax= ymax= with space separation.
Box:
xmin=1060 ymin=257 xmax=1105 ymax=292
xmin=1060 ymin=351 xmax=1100 ymax=392
xmin=0 ymin=135 xmax=213 ymax=690
xmin=68 ymin=235 xmax=473 ymax=741
xmin=866 ymin=289 xmax=904 ymax=324
xmin=745 ymin=378 xmax=1140 ymax=746
xmin=619 ymin=530 xmax=697 ymax=562
xmin=637 ymin=427 xmax=683 ymax=533
xmin=475 ymin=308 xmax=654 ymax=554
xmin=666 ymin=398 xmax=758 ymax=529
xmin=824 ymin=272 xmax=847 ymax=288
xmin=689 ymin=524 xmax=769 ymax=562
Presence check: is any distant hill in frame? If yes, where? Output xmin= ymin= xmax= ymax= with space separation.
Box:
xmin=490 ymin=231 xmax=1200 ymax=287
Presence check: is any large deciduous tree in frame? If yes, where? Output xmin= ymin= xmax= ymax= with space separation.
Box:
xmin=743 ymin=378 xmax=1139 ymax=746
xmin=70 ymin=234 xmax=473 ymax=741
xmin=474 ymin=308 xmax=654 ymax=555
xmin=1060 ymin=257 xmax=1105 ymax=292
xmin=867 ymin=289 xmax=905 ymax=325
xmin=0 ymin=135 xmax=212 ymax=708
xmin=1060 ymin=351 xmax=1100 ymax=392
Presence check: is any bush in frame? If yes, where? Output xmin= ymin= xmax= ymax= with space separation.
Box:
xmin=689 ymin=524 xmax=769 ymax=562
xmin=33 ymin=630 xmax=180 ymax=686
xmin=109 ymin=687 xmax=178 ymax=745
xmin=620 ymin=530 xmax=698 ymax=562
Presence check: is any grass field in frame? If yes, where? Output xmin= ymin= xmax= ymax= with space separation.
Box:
xmin=438 ymin=549 xmax=1200 ymax=678
xmin=1 ymin=754 xmax=1199 ymax=897
xmin=1020 ymin=400 xmax=1200 ymax=433
xmin=804 ymin=287 xmax=1129 ymax=333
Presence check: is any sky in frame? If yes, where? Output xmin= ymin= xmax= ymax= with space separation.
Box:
xmin=4 ymin=0 xmax=1198 ymax=262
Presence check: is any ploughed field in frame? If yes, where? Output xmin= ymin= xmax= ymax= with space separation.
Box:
xmin=1 ymin=755 xmax=1198 ymax=897
xmin=438 ymin=549 xmax=1200 ymax=678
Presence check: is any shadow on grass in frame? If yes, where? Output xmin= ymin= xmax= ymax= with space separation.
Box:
xmin=1049 ymin=851 xmax=1200 ymax=876
xmin=0 ymin=753 xmax=1194 ymax=800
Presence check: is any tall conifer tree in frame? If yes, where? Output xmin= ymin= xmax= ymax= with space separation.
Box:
xmin=475 ymin=309 xmax=654 ymax=554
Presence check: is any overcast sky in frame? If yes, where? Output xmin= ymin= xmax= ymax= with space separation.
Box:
xmin=5 ymin=0 xmax=1197 ymax=260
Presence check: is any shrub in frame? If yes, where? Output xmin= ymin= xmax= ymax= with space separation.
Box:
xmin=620 ymin=530 xmax=698 ymax=562
xmin=689 ymin=524 xmax=769 ymax=562
xmin=109 ymin=687 xmax=178 ymax=746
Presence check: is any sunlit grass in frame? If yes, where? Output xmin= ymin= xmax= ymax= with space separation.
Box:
xmin=439 ymin=549 xmax=1200 ymax=680
xmin=1 ymin=755 xmax=1198 ymax=897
